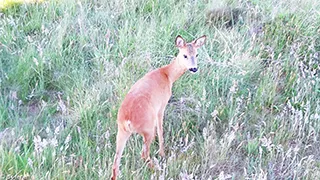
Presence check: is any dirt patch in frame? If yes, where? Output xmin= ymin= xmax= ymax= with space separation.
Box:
xmin=0 ymin=128 xmax=21 ymax=150
xmin=206 ymin=7 xmax=245 ymax=28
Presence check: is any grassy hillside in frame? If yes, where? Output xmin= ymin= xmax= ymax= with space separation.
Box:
xmin=0 ymin=0 xmax=319 ymax=179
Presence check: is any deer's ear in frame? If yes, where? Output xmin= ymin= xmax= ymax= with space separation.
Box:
xmin=194 ymin=35 xmax=206 ymax=48
xmin=175 ymin=35 xmax=186 ymax=48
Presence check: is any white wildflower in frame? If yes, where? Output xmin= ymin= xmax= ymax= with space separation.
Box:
xmin=45 ymin=127 xmax=50 ymax=134
xmin=33 ymin=57 xmax=39 ymax=66
xmin=57 ymin=98 xmax=67 ymax=114
xmin=50 ymin=137 xmax=58 ymax=148
xmin=211 ymin=110 xmax=219 ymax=118
xmin=27 ymin=158 xmax=33 ymax=168
xmin=33 ymin=135 xmax=48 ymax=154
xmin=77 ymin=126 xmax=81 ymax=134
xmin=227 ymin=131 xmax=235 ymax=147
xmin=65 ymin=134 xmax=71 ymax=145
xmin=218 ymin=171 xmax=232 ymax=180
xmin=54 ymin=125 xmax=61 ymax=136
xmin=179 ymin=171 xmax=194 ymax=180
xmin=260 ymin=136 xmax=274 ymax=152
xmin=229 ymin=80 xmax=238 ymax=94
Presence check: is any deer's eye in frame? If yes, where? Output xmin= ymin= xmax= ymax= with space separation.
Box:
xmin=183 ymin=55 xmax=187 ymax=59
xmin=196 ymin=54 xmax=199 ymax=57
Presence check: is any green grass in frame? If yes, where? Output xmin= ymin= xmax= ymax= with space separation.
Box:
xmin=1 ymin=0 xmax=320 ymax=179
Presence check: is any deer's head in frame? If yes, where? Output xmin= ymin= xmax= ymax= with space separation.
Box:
xmin=175 ymin=35 xmax=206 ymax=73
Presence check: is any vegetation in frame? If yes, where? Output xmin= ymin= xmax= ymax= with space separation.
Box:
xmin=0 ymin=0 xmax=319 ymax=179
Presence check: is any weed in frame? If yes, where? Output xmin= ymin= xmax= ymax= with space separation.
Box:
xmin=0 ymin=0 xmax=319 ymax=179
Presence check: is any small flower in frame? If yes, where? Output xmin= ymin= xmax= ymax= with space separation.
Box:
xmin=50 ymin=137 xmax=58 ymax=148
xmin=229 ymin=80 xmax=238 ymax=94
xmin=65 ymin=134 xmax=71 ymax=145
xmin=179 ymin=171 xmax=194 ymax=180
xmin=28 ymin=158 xmax=33 ymax=168
xmin=54 ymin=125 xmax=61 ymax=136
xmin=211 ymin=110 xmax=219 ymax=118
xmin=33 ymin=58 xmax=39 ymax=66
xmin=218 ymin=171 xmax=232 ymax=180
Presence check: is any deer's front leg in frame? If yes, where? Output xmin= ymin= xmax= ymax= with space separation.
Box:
xmin=157 ymin=108 xmax=166 ymax=157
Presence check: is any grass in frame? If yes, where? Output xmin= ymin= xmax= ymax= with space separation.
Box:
xmin=0 ymin=0 xmax=319 ymax=179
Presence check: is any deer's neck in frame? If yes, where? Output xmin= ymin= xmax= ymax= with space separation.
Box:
xmin=161 ymin=58 xmax=187 ymax=84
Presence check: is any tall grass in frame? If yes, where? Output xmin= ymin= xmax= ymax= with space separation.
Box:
xmin=0 ymin=0 xmax=319 ymax=179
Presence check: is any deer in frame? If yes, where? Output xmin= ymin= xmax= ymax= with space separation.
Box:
xmin=111 ymin=35 xmax=207 ymax=180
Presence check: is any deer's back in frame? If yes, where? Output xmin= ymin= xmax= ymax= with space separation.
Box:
xmin=117 ymin=69 xmax=172 ymax=133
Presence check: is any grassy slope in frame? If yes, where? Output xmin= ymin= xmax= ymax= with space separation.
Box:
xmin=0 ymin=0 xmax=319 ymax=179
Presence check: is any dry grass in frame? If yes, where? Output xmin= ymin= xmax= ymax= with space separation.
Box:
xmin=0 ymin=0 xmax=319 ymax=179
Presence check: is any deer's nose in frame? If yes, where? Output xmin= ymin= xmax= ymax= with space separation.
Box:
xmin=189 ymin=68 xmax=198 ymax=72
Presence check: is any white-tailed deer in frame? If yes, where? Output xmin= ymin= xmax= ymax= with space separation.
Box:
xmin=111 ymin=35 xmax=206 ymax=180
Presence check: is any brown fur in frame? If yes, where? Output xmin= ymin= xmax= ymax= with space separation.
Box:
xmin=111 ymin=35 xmax=206 ymax=180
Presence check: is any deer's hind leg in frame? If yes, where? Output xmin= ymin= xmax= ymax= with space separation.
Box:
xmin=141 ymin=130 xmax=155 ymax=167
xmin=111 ymin=126 xmax=131 ymax=180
